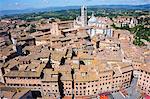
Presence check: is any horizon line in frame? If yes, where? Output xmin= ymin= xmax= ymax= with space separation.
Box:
xmin=0 ymin=3 xmax=149 ymax=11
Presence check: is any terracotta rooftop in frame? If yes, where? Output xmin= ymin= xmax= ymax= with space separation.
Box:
xmin=42 ymin=69 xmax=58 ymax=82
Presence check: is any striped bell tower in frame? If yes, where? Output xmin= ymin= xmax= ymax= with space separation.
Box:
xmin=81 ymin=5 xmax=87 ymax=27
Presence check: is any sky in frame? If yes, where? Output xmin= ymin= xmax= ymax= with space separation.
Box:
xmin=0 ymin=0 xmax=150 ymax=10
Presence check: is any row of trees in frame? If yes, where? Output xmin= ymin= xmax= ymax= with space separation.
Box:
xmin=131 ymin=25 xmax=150 ymax=46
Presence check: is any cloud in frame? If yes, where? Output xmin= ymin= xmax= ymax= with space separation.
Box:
xmin=15 ymin=2 xmax=19 ymax=6
xmin=6 ymin=2 xmax=29 ymax=9
xmin=143 ymin=0 xmax=150 ymax=3
xmin=143 ymin=0 xmax=150 ymax=1
xmin=13 ymin=2 xmax=29 ymax=7
xmin=85 ymin=0 xmax=93 ymax=1
xmin=42 ymin=0 xmax=49 ymax=4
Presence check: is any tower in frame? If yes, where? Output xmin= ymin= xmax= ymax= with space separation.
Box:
xmin=81 ymin=5 xmax=87 ymax=27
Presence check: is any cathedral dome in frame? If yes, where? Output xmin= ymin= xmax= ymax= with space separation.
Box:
xmin=88 ymin=13 xmax=97 ymax=23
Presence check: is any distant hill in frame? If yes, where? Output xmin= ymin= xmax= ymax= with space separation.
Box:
xmin=0 ymin=4 xmax=149 ymax=16
xmin=90 ymin=4 xmax=150 ymax=9
xmin=0 ymin=6 xmax=81 ymax=16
